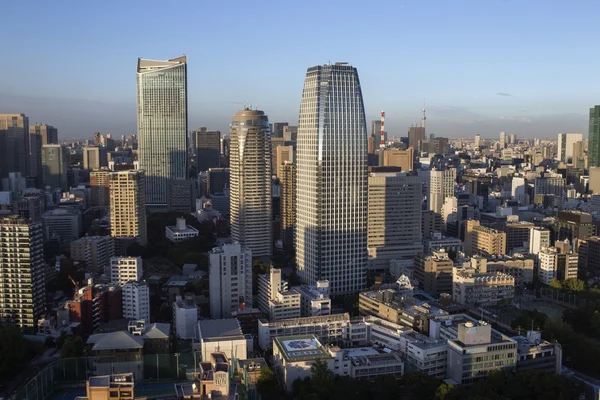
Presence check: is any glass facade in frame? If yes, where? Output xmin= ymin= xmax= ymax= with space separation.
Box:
xmin=296 ymin=64 xmax=368 ymax=294
xmin=137 ymin=56 xmax=188 ymax=207
xmin=589 ymin=106 xmax=600 ymax=168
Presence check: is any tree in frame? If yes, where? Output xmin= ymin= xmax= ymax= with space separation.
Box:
xmin=563 ymin=278 xmax=584 ymax=292
xmin=435 ymin=382 xmax=454 ymax=399
xmin=549 ymin=278 xmax=562 ymax=290
xmin=310 ymin=360 xmax=334 ymax=398
xmin=0 ymin=325 xmax=30 ymax=380
xmin=61 ymin=336 xmax=85 ymax=358
xmin=256 ymin=367 xmax=282 ymax=400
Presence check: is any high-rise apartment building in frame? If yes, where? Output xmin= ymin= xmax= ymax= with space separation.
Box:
xmin=0 ymin=216 xmax=45 ymax=332
xmin=209 ymin=243 xmax=252 ymax=319
xmin=590 ymin=106 xmax=600 ymax=168
xmin=464 ymin=220 xmax=507 ymax=256
xmin=137 ymin=56 xmax=188 ymax=208
xmin=367 ymin=172 xmax=422 ymax=273
xmin=110 ymin=256 xmax=143 ymax=285
xmin=280 ymin=162 xmax=296 ymax=251
xmin=381 ymin=148 xmax=414 ymax=172
xmin=429 ymin=169 xmax=456 ymax=215
xmin=557 ymin=133 xmax=583 ymax=164
xmin=230 ymin=108 xmax=272 ymax=259
xmin=83 ymin=146 xmax=101 ymax=170
xmin=29 ymin=123 xmax=58 ymax=177
xmin=90 ymin=170 xmax=111 ymax=207
xmin=41 ymin=144 xmax=68 ymax=191
xmin=71 ymin=236 xmax=115 ymax=275
xmin=122 ymin=281 xmax=150 ymax=322
xmin=296 ymin=63 xmax=368 ymax=294
xmin=0 ymin=114 xmax=30 ymax=178
xmin=195 ymin=129 xmax=221 ymax=172
xmin=275 ymin=146 xmax=294 ymax=178
xmin=529 ymin=227 xmax=551 ymax=255
xmin=109 ymin=170 xmax=147 ymax=246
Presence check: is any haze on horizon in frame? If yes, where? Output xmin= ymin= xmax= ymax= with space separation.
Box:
xmin=0 ymin=0 xmax=597 ymax=140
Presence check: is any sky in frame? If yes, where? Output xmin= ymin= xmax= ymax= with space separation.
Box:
xmin=0 ymin=0 xmax=598 ymax=140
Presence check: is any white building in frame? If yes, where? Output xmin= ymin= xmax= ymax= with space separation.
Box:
xmin=173 ymin=295 xmax=198 ymax=340
xmin=165 ymin=217 xmax=199 ymax=243
xmin=122 ymin=281 xmax=150 ymax=322
xmin=529 ymin=227 xmax=551 ymax=255
xmin=557 ymin=132 xmax=583 ymax=164
xmin=292 ymin=280 xmax=332 ymax=317
xmin=538 ymin=247 xmax=559 ymax=285
xmin=429 ymin=168 xmax=456 ymax=215
xmin=110 ymin=256 xmax=143 ymax=285
xmin=41 ymin=207 xmax=82 ymax=245
xmin=401 ymin=331 xmax=448 ymax=378
xmin=257 ymin=269 xmax=301 ymax=321
xmin=511 ymin=177 xmax=528 ymax=205
xmin=209 ymin=242 xmax=252 ymax=319
xmin=198 ymin=319 xmax=248 ymax=362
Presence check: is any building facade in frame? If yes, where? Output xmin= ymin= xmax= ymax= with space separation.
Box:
xmin=280 ymin=162 xmax=296 ymax=251
xmin=41 ymin=144 xmax=68 ymax=191
xmin=122 ymin=281 xmax=150 ymax=322
xmin=0 ymin=114 xmax=30 ymax=178
xmin=195 ymin=129 xmax=221 ymax=172
xmin=296 ymin=63 xmax=368 ymax=294
xmin=90 ymin=170 xmax=111 ymax=207
xmin=414 ymin=250 xmax=454 ymax=296
xmin=109 ymin=170 xmax=147 ymax=246
xmin=110 ymin=256 xmax=143 ymax=285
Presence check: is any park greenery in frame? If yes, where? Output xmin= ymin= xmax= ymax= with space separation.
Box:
xmin=0 ymin=326 xmax=44 ymax=382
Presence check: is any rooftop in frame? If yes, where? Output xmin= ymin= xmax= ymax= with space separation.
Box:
xmin=143 ymin=323 xmax=170 ymax=339
xmin=274 ymin=334 xmax=332 ymax=363
xmin=199 ymin=319 xmax=244 ymax=341
xmin=87 ymin=330 xmax=144 ymax=351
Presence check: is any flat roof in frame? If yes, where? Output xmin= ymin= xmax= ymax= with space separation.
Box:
xmin=274 ymin=334 xmax=331 ymax=363
xmin=199 ymin=319 xmax=244 ymax=341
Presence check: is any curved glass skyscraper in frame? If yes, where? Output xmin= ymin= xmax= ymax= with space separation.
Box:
xmin=137 ymin=56 xmax=188 ymax=209
xmin=230 ymin=108 xmax=272 ymax=259
xmin=296 ymin=63 xmax=368 ymax=294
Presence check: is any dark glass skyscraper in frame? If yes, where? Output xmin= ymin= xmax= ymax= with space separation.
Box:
xmin=296 ymin=63 xmax=368 ymax=294
xmin=195 ymin=129 xmax=221 ymax=172
xmin=589 ymin=106 xmax=600 ymax=168
xmin=137 ymin=56 xmax=188 ymax=208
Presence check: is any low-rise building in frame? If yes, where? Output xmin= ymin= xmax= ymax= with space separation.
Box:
xmin=257 ymin=269 xmax=301 ymax=321
xmin=423 ymin=233 xmax=464 ymax=255
xmin=452 ymin=267 xmax=515 ymax=307
xmin=414 ymin=249 xmax=454 ymax=296
xmin=122 ymin=281 xmax=150 ymax=322
xmin=198 ymin=352 xmax=230 ymax=399
xmin=86 ymin=331 xmax=144 ymax=378
xmin=512 ymin=330 xmax=562 ymax=374
xmin=78 ymin=373 xmax=134 ymax=400
xmin=401 ymin=331 xmax=448 ymax=378
xmin=173 ymin=294 xmax=198 ymax=340
xmin=198 ymin=319 xmax=248 ymax=362
xmin=166 ymin=218 xmax=199 ymax=243
xmin=291 ymin=280 xmax=332 ymax=317
xmin=110 ymin=256 xmax=142 ymax=285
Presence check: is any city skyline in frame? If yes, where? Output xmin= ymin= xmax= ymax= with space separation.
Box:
xmin=1 ymin=1 xmax=598 ymax=139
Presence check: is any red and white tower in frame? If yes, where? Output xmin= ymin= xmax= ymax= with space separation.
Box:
xmin=380 ymin=111 xmax=385 ymax=146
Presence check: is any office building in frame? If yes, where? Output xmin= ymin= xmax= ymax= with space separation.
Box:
xmin=173 ymin=294 xmax=198 ymax=340
xmin=367 ymin=172 xmax=422 ymax=273
xmin=0 ymin=216 xmax=45 ymax=333
xmin=165 ymin=217 xmax=199 ymax=243
xmin=195 ymin=129 xmax=221 ymax=172
xmin=30 ymin=123 xmax=58 ymax=177
xmin=423 ymin=233 xmax=464 ymax=255
xmin=423 ymin=137 xmax=449 ymax=155
xmin=90 ymin=170 xmax=111 ymax=207
xmin=381 ymin=148 xmax=414 ymax=172
xmin=280 ymin=162 xmax=296 ymax=251
xmin=207 ymin=168 xmax=229 ymax=195
xmin=83 ymin=146 xmax=102 ymax=170
xmin=408 ymin=126 xmax=425 ymax=151
xmin=556 ymin=252 xmax=578 ymax=281
xmin=71 ymin=236 xmax=115 ymax=275
xmin=275 ymin=145 xmax=294 ymax=178
xmin=429 ymin=169 xmax=456 ymax=215
xmin=557 ymin=132 xmax=583 ymax=164
xmin=512 ymin=331 xmax=562 ymax=374
xmin=12 ymin=197 xmax=42 ymax=222
xmin=555 ymin=210 xmax=593 ymax=245
xmin=414 ymin=249 xmax=454 ymax=296
xmin=41 ymin=208 xmax=82 ymax=245
xmin=229 ymin=108 xmax=272 ymax=259
xmin=534 ymin=174 xmax=565 ymax=198
xmin=577 ymin=237 xmax=600 ymax=280
xmin=110 ymin=256 xmax=143 ymax=285
xmin=529 ymin=227 xmax=551 ymax=255
xmin=296 ymin=63 xmax=368 ymax=294
xmin=209 ymin=243 xmax=252 ymax=319
xmin=590 ymin=106 xmax=600 ymax=167
xmin=109 ymin=170 xmax=147 ymax=246
xmin=257 ymin=268 xmax=301 ymax=321
xmin=464 ymin=220 xmax=507 ymax=256
xmin=167 ymin=178 xmax=195 ymax=214
xmin=137 ymin=56 xmax=188 ymax=208
xmin=198 ymin=318 xmax=248 ymax=362
xmin=283 ymin=125 xmax=297 ymax=141
xmin=272 ymin=122 xmax=288 ymax=139
xmin=292 ymin=281 xmax=332 ymax=317
xmin=479 ymin=255 xmax=535 ymax=285
xmin=452 ymin=267 xmax=515 ymax=307
xmin=403 ymin=331 xmax=449 ymax=378
xmin=502 ymin=221 xmax=534 ymax=252
xmin=122 ymin=281 xmax=150 ymax=322
xmin=422 ymin=210 xmax=442 ymax=239
xmin=41 ymin=144 xmax=68 ymax=191
xmin=0 ymin=114 xmax=30 ymax=178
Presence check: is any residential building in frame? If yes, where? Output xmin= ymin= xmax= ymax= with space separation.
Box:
xmin=83 ymin=373 xmax=135 ymax=400
xmin=296 ymin=63 xmax=368 ymax=294
xmin=381 ymin=148 xmax=414 ymax=172
xmin=198 ymin=319 xmax=248 ymax=362
xmin=414 ymin=249 xmax=454 ymax=296
xmin=71 ymin=236 xmax=115 ymax=275
xmin=90 ymin=170 xmax=111 ymax=207
xmin=110 ymin=256 xmax=142 ymax=285
xmin=209 ymin=243 xmax=252 ymax=319
xmin=512 ymin=331 xmax=562 ymax=374
xmin=292 ymin=281 xmax=332 ymax=317
xmin=275 ymin=146 xmax=294 ymax=178
xmin=529 ymin=227 xmax=551 ymax=255
xmin=230 ymin=108 xmax=272 ymax=259
xmin=122 ymin=281 xmax=150 ymax=322
xmin=367 ymin=172 xmax=423 ymax=273
xmin=280 ymin=161 xmax=296 ymax=251
xmin=173 ymin=294 xmax=198 ymax=340
xmin=0 ymin=114 xmax=30 ymax=178
xmin=109 ymin=170 xmax=147 ymax=246
xmin=0 ymin=216 xmax=45 ymax=333
xmin=465 ymin=220 xmax=507 ymax=256
xmin=195 ymin=129 xmax=221 ymax=172
xmin=258 ymin=268 xmax=301 ymax=321
xmin=557 ymin=252 xmax=578 ymax=281
xmin=578 ymin=237 xmax=600 ymax=280
xmin=137 ymin=56 xmax=188 ymax=209
xmin=165 ymin=217 xmax=199 ymax=243
xmin=41 ymin=144 xmax=68 ymax=190
xmin=41 ymin=207 xmax=82 ymax=246
xmin=167 ymin=178 xmax=195 ymax=214
xmin=511 ymin=177 xmax=528 ymax=205
xmin=429 ymin=169 xmax=456 ymax=215
xmin=452 ymin=267 xmax=515 ymax=307
xmin=590 ymin=105 xmax=600 ymax=168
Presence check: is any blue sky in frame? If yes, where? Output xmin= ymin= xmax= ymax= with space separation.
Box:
xmin=0 ymin=0 xmax=597 ymax=139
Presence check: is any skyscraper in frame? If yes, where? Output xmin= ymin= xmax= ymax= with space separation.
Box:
xmin=137 ymin=56 xmax=188 ymax=209
xmin=557 ymin=132 xmax=583 ymax=163
xmin=0 ymin=114 xmax=30 ymax=178
xmin=499 ymin=131 xmax=507 ymax=149
xmin=272 ymin=122 xmax=289 ymax=139
xmin=41 ymin=144 xmax=68 ymax=191
xmin=29 ymin=123 xmax=58 ymax=178
xmin=90 ymin=170 xmax=111 ymax=207
xmin=195 ymin=128 xmax=221 ymax=172
xmin=474 ymin=134 xmax=481 ymax=148
xmin=590 ymin=106 xmax=600 ymax=168
xmin=408 ymin=126 xmax=425 ymax=151
xmin=0 ymin=216 xmax=46 ymax=333
xmin=83 ymin=146 xmax=101 ymax=170
xmin=280 ymin=161 xmax=296 ymax=251
xmin=109 ymin=170 xmax=147 ymax=246
xmin=429 ymin=168 xmax=456 ymax=215
xmin=229 ymin=108 xmax=272 ymax=258
xmin=296 ymin=63 xmax=368 ymax=294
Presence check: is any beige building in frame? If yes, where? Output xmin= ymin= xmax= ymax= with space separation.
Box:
xmin=452 ymin=266 xmax=515 ymax=307
xmin=83 ymin=146 xmax=102 ymax=170
xmin=414 ymin=249 xmax=454 ymax=296
xmin=280 ymin=162 xmax=296 ymax=250
xmin=381 ymin=148 xmax=414 ymax=172
xmin=472 ymin=255 xmax=535 ymax=285
xmin=275 ymin=146 xmax=294 ymax=178
xmin=81 ymin=373 xmax=134 ymax=400
xmin=258 ymin=269 xmax=301 ymax=321
xmin=91 ymin=170 xmax=111 ymax=207
xmin=71 ymin=236 xmax=115 ymax=275
xmin=465 ymin=220 xmax=506 ymax=256
xmin=109 ymin=170 xmax=147 ymax=246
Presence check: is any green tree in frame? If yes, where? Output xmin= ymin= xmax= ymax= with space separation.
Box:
xmin=0 ymin=325 xmax=30 ymax=379
xmin=256 ymin=367 xmax=282 ymax=400
xmin=563 ymin=278 xmax=584 ymax=292
xmin=61 ymin=336 xmax=85 ymax=358
xmin=549 ymin=278 xmax=562 ymax=290
xmin=435 ymin=382 xmax=454 ymax=399
xmin=310 ymin=360 xmax=334 ymax=398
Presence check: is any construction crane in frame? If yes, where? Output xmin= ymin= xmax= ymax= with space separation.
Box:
xmin=68 ymin=275 xmax=79 ymax=292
